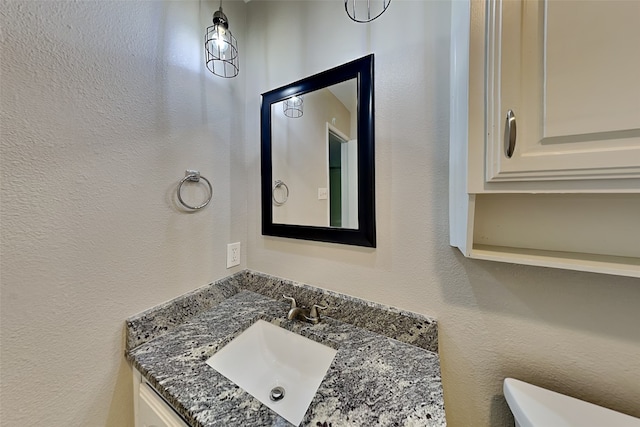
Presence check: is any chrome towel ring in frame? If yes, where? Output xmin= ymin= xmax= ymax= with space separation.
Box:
xmin=177 ymin=170 xmax=213 ymax=210
xmin=272 ymin=180 xmax=289 ymax=206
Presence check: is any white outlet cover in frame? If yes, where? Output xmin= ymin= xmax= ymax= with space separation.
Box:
xmin=318 ymin=188 xmax=328 ymax=200
xmin=226 ymin=242 xmax=240 ymax=268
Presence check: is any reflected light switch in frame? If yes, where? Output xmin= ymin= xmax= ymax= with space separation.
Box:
xmin=318 ymin=188 xmax=328 ymax=200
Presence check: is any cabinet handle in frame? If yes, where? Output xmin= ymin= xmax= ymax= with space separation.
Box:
xmin=504 ymin=109 xmax=517 ymax=158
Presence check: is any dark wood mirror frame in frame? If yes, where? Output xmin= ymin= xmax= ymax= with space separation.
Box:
xmin=261 ymin=54 xmax=375 ymax=247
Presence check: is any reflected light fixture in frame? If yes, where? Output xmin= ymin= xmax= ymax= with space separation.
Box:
xmin=204 ymin=0 xmax=239 ymax=78
xmin=345 ymin=0 xmax=391 ymax=23
xmin=283 ymin=96 xmax=303 ymax=118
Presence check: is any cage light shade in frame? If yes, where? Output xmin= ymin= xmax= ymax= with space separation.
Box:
xmin=345 ymin=0 xmax=391 ymax=23
xmin=283 ymin=96 xmax=303 ymax=118
xmin=205 ymin=8 xmax=239 ymax=78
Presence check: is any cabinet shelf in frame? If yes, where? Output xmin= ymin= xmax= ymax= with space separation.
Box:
xmin=470 ymin=245 xmax=640 ymax=278
xmin=453 ymin=193 xmax=640 ymax=278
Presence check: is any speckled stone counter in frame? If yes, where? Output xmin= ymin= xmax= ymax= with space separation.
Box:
xmin=126 ymin=272 xmax=445 ymax=426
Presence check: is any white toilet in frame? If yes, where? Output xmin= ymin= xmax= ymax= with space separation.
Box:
xmin=504 ymin=378 xmax=640 ymax=427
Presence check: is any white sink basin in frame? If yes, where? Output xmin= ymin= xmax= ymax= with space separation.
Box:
xmin=205 ymin=320 xmax=338 ymax=426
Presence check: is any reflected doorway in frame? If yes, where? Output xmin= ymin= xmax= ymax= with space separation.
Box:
xmin=327 ymin=124 xmax=358 ymax=229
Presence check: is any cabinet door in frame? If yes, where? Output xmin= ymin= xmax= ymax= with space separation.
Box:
xmin=485 ymin=0 xmax=640 ymax=184
xmin=138 ymin=383 xmax=189 ymax=427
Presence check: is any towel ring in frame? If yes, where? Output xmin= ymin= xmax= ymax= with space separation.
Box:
xmin=272 ymin=180 xmax=289 ymax=206
xmin=177 ymin=170 xmax=213 ymax=210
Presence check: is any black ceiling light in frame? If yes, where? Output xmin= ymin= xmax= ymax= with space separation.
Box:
xmin=204 ymin=0 xmax=239 ymax=78
xmin=345 ymin=0 xmax=392 ymax=23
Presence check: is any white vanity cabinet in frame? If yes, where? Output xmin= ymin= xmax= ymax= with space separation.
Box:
xmin=133 ymin=368 xmax=189 ymax=427
xmin=449 ymin=0 xmax=640 ymax=277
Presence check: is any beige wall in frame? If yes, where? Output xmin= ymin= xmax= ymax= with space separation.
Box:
xmin=2 ymin=1 xmax=639 ymax=427
xmin=245 ymin=2 xmax=640 ymax=427
xmin=0 ymin=1 xmax=247 ymax=425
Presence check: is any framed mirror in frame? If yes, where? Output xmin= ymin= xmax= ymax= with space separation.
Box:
xmin=261 ymin=55 xmax=375 ymax=247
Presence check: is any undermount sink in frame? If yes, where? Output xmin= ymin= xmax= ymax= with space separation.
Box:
xmin=205 ymin=319 xmax=338 ymax=426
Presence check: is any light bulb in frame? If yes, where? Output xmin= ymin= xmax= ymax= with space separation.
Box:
xmin=210 ymin=26 xmax=229 ymax=53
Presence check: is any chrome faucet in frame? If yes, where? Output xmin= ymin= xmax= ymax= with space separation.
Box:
xmin=283 ymin=295 xmax=327 ymax=324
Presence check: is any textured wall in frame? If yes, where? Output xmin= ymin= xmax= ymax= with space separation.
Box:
xmin=244 ymin=1 xmax=640 ymax=426
xmin=0 ymin=1 xmax=246 ymax=425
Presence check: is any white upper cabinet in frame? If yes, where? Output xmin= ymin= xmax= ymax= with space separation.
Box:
xmin=467 ymin=0 xmax=640 ymax=192
xmin=449 ymin=0 xmax=640 ymax=277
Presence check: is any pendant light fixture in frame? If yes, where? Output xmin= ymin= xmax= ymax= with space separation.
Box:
xmin=204 ymin=0 xmax=239 ymax=78
xmin=283 ymin=96 xmax=303 ymax=118
xmin=345 ymin=0 xmax=391 ymax=23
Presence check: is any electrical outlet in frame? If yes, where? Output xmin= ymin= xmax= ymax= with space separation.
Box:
xmin=226 ymin=242 xmax=241 ymax=268
xmin=318 ymin=188 xmax=328 ymax=200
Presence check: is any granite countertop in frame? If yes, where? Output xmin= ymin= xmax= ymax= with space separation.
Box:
xmin=126 ymin=271 xmax=446 ymax=426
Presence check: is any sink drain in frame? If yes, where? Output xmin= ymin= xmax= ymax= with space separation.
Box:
xmin=270 ymin=386 xmax=285 ymax=402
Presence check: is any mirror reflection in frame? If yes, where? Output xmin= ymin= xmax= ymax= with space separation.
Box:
xmin=271 ymin=79 xmax=358 ymax=229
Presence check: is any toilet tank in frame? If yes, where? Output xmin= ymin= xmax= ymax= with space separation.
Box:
xmin=503 ymin=378 xmax=640 ymax=427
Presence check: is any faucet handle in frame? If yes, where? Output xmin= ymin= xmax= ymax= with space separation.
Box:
xmin=305 ymin=304 xmax=328 ymax=323
xmin=310 ymin=304 xmax=327 ymax=317
xmin=283 ymin=294 xmax=297 ymax=309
